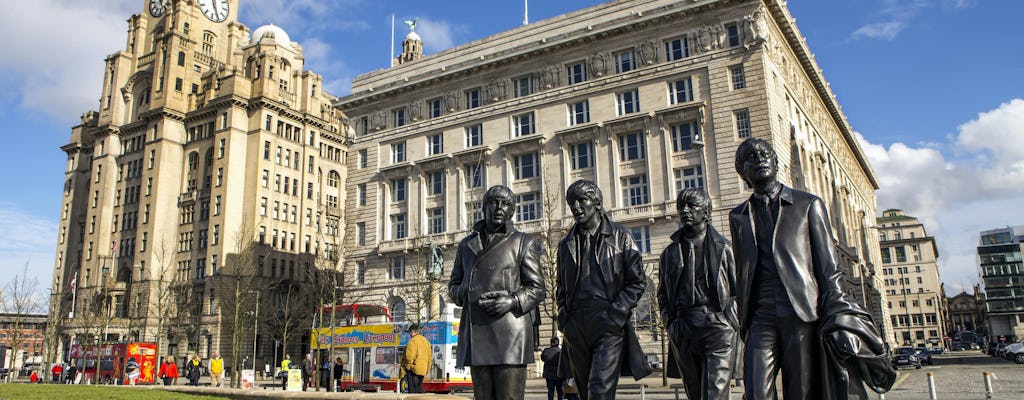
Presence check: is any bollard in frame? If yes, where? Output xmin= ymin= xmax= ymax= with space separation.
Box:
xmin=878 ymin=392 xmax=885 ymax=400
xmin=983 ymin=371 xmax=993 ymax=399
xmin=927 ymin=372 xmax=937 ymax=400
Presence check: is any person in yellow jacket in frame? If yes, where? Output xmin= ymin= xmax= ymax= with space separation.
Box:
xmin=209 ymin=351 xmax=224 ymax=387
xmin=280 ymin=354 xmax=291 ymax=389
xmin=400 ymin=324 xmax=433 ymax=393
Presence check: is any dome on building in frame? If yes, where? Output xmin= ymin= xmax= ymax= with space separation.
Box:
xmin=251 ymin=24 xmax=295 ymax=50
xmin=406 ymin=31 xmax=421 ymax=42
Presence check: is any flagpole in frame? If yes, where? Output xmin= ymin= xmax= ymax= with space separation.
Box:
xmin=390 ymin=13 xmax=395 ymax=67
xmin=70 ymin=271 xmax=78 ymax=318
xmin=523 ymin=0 xmax=529 ymax=25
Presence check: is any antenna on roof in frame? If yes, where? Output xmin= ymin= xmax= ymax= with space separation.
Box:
xmin=523 ymin=0 xmax=529 ymax=25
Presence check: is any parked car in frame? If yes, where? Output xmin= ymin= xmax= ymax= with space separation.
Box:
xmin=0 ymin=368 xmax=8 ymax=379
xmin=951 ymin=342 xmax=967 ymax=351
xmin=914 ymin=348 xmax=934 ymax=365
xmin=892 ymin=347 xmax=922 ymax=369
xmin=1001 ymin=341 xmax=1024 ymax=361
xmin=645 ymin=354 xmax=663 ymax=372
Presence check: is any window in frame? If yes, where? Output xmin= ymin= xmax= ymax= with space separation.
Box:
xmin=307 ymin=182 xmax=313 ymax=199
xmin=665 ymin=37 xmax=689 ymax=61
xmin=630 ymin=226 xmax=652 ymax=253
xmin=391 ymin=142 xmax=406 ymax=163
xmin=618 ymin=133 xmax=646 ymax=161
xmin=428 ymin=98 xmax=443 ymax=118
xmin=260 ymin=198 xmax=267 ymax=216
xmin=622 ymin=175 xmax=650 ymax=206
xmin=674 ymin=166 xmax=705 ymax=192
xmin=735 ymin=109 xmax=751 ymax=138
xmin=263 ymin=141 xmax=271 ymax=160
xmin=513 ymin=112 xmax=536 ymax=137
xmin=428 ymin=207 xmax=445 ymax=234
xmin=513 ymin=75 xmax=533 ymax=98
xmin=467 ymin=201 xmax=483 ymax=225
xmin=514 ymin=153 xmax=539 ymax=179
xmin=392 ymin=107 xmax=406 ymax=127
xmin=465 ymin=124 xmax=483 ymax=147
xmin=356 ymin=222 xmax=366 ymax=246
xmin=614 ymin=49 xmax=636 ymax=73
xmin=391 ymin=178 xmax=407 ymax=202
xmin=616 ymin=89 xmax=640 ymax=115
xmin=568 ymin=100 xmax=590 ymax=126
xmin=515 ymin=192 xmax=541 ymax=221
xmin=726 ymin=22 xmax=741 ymax=47
xmin=427 ymin=133 xmax=444 ymax=155
xmin=669 ymin=78 xmax=693 ymax=104
xmin=358 ymin=149 xmax=368 ymax=168
xmin=427 ymin=171 xmax=444 ymax=195
xmin=392 ymin=213 xmax=407 ymax=239
xmin=881 ymin=248 xmax=892 ymax=264
xmin=567 ymin=61 xmax=588 ymax=85
xmin=671 ymin=122 xmax=699 ymax=152
xmin=356 ymin=261 xmax=366 ymax=284
xmin=895 ymin=247 xmax=907 ymax=263
xmin=389 ymin=256 xmax=406 ymax=280
xmin=465 ymin=163 xmax=485 ymax=189
xmin=465 ymin=88 xmax=481 ymax=109
xmin=730 ymin=64 xmax=746 ymax=89
xmin=357 ymin=184 xmax=367 ymax=206
xmin=570 ymin=142 xmax=593 ymax=170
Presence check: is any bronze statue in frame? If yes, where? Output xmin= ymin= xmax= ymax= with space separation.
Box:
xmin=658 ymin=188 xmax=738 ymax=400
xmin=556 ymin=180 xmax=651 ymax=400
xmin=729 ymin=138 xmax=895 ymax=399
xmin=449 ymin=185 xmax=545 ymax=400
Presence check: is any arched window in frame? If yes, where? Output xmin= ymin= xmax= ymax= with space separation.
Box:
xmin=327 ymin=171 xmax=340 ymax=187
xmin=177 ymin=52 xmax=185 ymax=66
xmin=390 ymin=298 xmax=407 ymax=322
xmin=188 ymin=152 xmax=200 ymax=170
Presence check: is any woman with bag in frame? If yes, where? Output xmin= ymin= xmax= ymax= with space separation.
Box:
xmin=158 ymin=356 xmax=179 ymax=386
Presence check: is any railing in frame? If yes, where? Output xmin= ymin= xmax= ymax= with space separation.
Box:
xmin=137 ymin=52 xmax=156 ymax=66
xmin=179 ymin=190 xmax=196 ymax=204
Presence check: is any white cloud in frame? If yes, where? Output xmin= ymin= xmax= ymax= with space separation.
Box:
xmin=414 ymin=18 xmax=463 ymax=54
xmin=0 ymin=203 xmax=58 ymax=289
xmin=853 ymin=21 xmax=905 ymax=40
xmin=853 ymin=0 xmax=974 ymax=41
xmin=0 ymin=0 xmax=136 ymax=124
xmin=858 ymin=99 xmax=1024 ymax=294
xmin=240 ymin=0 xmax=369 ymax=34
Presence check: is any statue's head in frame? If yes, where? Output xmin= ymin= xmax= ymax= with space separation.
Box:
xmin=566 ymin=180 xmax=604 ymax=227
xmin=482 ymin=185 xmax=515 ymax=229
xmin=676 ymin=188 xmax=712 ymax=234
xmin=735 ymin=137 xmax=778 ymax=187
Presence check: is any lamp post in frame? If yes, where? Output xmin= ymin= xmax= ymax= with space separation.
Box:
xmin=252 ymin=291 xmax=259 ymax=370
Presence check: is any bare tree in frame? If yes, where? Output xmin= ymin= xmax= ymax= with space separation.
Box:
xmin=1 ymin=263 xmax=45 ymax=381
xmin=142 ymin=237 xmax=178 ymax=371
xmin=221 ymin=223 xmax=259 ymax=388
xmin=536 ymin=173 xmax=569 ymax=337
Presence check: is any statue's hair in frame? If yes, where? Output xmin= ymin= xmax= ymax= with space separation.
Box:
xmin=734 ymin=137 xmax=777 ymax=183
xmin=483 ymin=185 xmax=515 ymax=208
xmin=676 ymin=188 xmax=712 ymax=214
xmin=566 ymin=180 xmax=604 ymax=211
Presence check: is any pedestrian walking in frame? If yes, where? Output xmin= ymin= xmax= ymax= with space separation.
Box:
xmin=158 ymin=356 xmax=178 ymax=386
xmin=186 ymin=355 xmax=203 ymax=386
xmin=209 ymin=352 xmax=224 ymax=387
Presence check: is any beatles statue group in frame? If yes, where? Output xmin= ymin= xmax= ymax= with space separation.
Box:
xmin=447 ymin=138 xmax=897 ymax=400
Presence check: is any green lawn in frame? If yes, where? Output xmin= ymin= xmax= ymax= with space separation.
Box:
xmin=0 ymin=384 xmax=227 ymax=400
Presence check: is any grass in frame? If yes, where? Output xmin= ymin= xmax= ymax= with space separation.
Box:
xmin=0 ymin=384 xmax=227 ymax=400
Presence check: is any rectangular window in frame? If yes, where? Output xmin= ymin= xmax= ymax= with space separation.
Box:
xmin=567 ymin=61 xmax=588 ymax=85
xmin=428 ymin=171 xmax=445 ymax=195
xmin=731 ymin=64 xmax=746 ymax=90
xmin=428 ymin=207 xmax=445 ymax=234
xmin=614 ymin=49 xmax=636 ymax=73
xmin=357 ymin=183 xmax=367 ymax=206
xmin=466 ymin=88 xmax=481 ymax=109
xmin=674 ymin=166 xmax=705 ymax=192
xmin=735 ymin=109 xmax=751 ymax=138
xmin=895 ymin=247 xmax=907 ymax=263
xmin=307 ymin=182 xmax=313 ymax=199
xmin=428 ymin=98 xmax=443 ymax=118
xmin=630 ymin=226 xmax=652 ymax=253
xmin=307 ymin=155 xmax=314 ymax=173
xmin=387 ymin=179 xmax=406 ymax=203
xmin=391 ymin=142 xmax=406 ymax=163
xmin=356 ymin=222 xmax=366 ymax=246
xmin=570 ymin=142 xmax=593 ymax=170
xmin=669 ymin=77 xmax=693 ymax=104
xmin=392 ymin=107 xmax=406 ymax=127
xmin=513 ymin=75 xmax=533 ymax=98
xmin=664 ymin=37 xmax=689 ymax=61
xmin=514 ymin=153 xmax=539 ymax=179
xmin=389 ymin=256 xmax=406 ymax=280
xmin=467 ymin=201 xmax=483 ymax=225
xmin=513 ymin=112 xmax=536 ymax=137
xmin=616 ymin=89 xmax=640 ymax=115
xmin=726 ymin=22 xmax=741 ymax=47
xmin=622 ymin=174 xmax=650 ymax=206
xmin=427 ymin=133 xmax=444 ymax=155
xmin=671 ymin=122 xmax=699 ymax=152
xmin=568 ymin=100 xmax=590 ymax=126
xmin=465 ymin=124 xmax=483 ymax=147
xmin=259 ymin=197 xmax=267 ymax=216
xmin=465 ymin=163 xmax=485 ymax=189
xmin=358 ymin=149 xmax=368 ymax=168
xmin=515 ymin=192 xmax=541 ymax=222
xmin=392 ymin=213 xmax=407 ymax=239
xmin=618 ymin=133 xmax=646 ymax=161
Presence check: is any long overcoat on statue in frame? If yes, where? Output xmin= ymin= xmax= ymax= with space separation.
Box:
xmin=449 ymin=220 xmax=545 ymax=368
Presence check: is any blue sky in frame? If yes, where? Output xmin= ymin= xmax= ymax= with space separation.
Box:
xmin=1 ymin=0 xmax=1021 ymax=296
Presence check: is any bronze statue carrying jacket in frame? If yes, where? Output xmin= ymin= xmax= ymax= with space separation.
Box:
xmin=448 ymin=220 xmax=545 ymax=368
xmin=728 ymin=184 xmax=847 ymax=336
xmin=556 ymin=215 xmax=652 ymax=379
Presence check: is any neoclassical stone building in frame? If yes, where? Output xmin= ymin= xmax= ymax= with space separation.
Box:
xmin=335 ymin=0 xmax=893 ymax=350
xmin=51 ymin=0 xmax=348 ymax=371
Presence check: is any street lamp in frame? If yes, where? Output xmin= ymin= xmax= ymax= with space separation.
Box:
xmin=250 ymin=291 xmax=260 ymax=370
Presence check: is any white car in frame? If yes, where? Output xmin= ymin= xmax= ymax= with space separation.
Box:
xmin=1004 ymin=341 xmax=1024 ymax=364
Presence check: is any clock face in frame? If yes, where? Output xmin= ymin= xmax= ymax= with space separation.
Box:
xmin=149 ymin=0 xmax=168 ymax=17
xmin=198 ymin=0 xmax=229 ymax=22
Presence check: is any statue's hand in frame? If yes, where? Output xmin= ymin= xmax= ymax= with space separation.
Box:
xmin=478 ymin=291 xmax=514 ymax=316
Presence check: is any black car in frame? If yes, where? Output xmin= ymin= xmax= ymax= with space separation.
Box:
xmin=892 ymin=347 xmax=922 ymax=369
xmin=914 ymin=348 xmax=934 ymax=365
xmin=0 ymin=368 xmax=8 ymax=379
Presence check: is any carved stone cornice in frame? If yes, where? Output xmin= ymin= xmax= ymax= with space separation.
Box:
xmin=554 ymin=123 xmax=601 ymax=145
xmin=499 ymin=135 xmax=544 ymax=156
xmin=654 ymin=100 xmax=705 ymax=125
xmin=604 ymin=111 xmax=654 ymax=137
xmin=415 ymin=154 xmax=452 ymax=172
xmin=379 ymin=162 xmax=413 ymax=180
xmin=453 ymin=146 xmax=491 ymax=166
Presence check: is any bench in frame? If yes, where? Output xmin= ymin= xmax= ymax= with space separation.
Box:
xmin=618 ymin=383 xmax=648 ymax=400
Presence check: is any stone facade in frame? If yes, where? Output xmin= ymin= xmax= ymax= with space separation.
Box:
xmin=978 ymin=225 xmax=1024 ymax=342
xmin=947 ymin=287 xmax=987 ymax=340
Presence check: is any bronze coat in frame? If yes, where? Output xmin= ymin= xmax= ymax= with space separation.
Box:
xmin=448 ymin=221 xmax=545 ymax=367
xmin=728 ymin=184 xmax=847 ymax=336
xmin=555 ymin=215 xmax=652 ymax=379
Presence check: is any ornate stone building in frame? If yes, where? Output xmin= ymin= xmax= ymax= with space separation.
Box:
xmin=947 ymin=287 xmax=987 ymax=340
xmin=50 ymin=0 xmax=348 ymax=372
xmin=335 ymin=0 xmax=892 ymax=350
xmin=876 ymin=209 xmax=948 ymax=348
